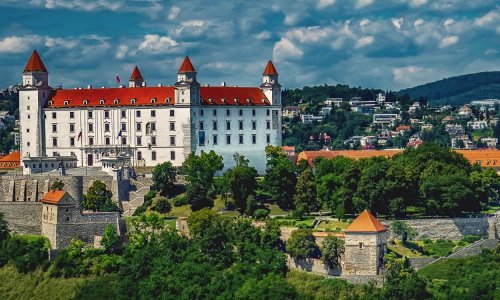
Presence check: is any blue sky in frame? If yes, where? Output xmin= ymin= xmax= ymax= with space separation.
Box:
xmin=0 ymin=0 xmax=498 ymax=91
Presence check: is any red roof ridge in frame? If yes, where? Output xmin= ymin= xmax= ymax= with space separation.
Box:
xmin=24 ymin=50 xmax=47 ymax=73
xmin=178 ymin=56 xmax=196 ymax=73
xmin=130 ymin=65 xmax=144 ymax=81
xmin=345 ymin=210 xmax=386 ymax=233
xmin=0 ymin=151 xmax=20 ymax=162
xmin=42 ymin=190 xmax=67 ymax=205
xmin=263 ymin=60 xmax=278 ymax=75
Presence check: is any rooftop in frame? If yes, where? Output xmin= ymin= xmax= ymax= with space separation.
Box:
xmin=345 ymin=210 xmax=386 ymax=233
xmin=42 ymin=190 xmax=67 ymax=205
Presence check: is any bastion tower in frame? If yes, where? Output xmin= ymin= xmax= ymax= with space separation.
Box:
xmin=343 ymin=210 xmax=387 ymax=275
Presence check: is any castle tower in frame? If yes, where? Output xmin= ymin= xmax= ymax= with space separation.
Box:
xmin=174 ymin=56 xmax=200 ymax=105
xmin=41 ymin=190 xmax=78 ymax=249
xmin=343 ymin=210 xmax=387 ymax=275
xmin=260 ymin=60 xmax=281 ymax=105
xmin=19 ymin=50 xmax=51 ymax=159
xmin=129 ymin=65 xmax=145 ymax=88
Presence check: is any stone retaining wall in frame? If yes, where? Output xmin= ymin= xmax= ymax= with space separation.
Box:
xmin=0 ymin=202 xmax=42 ymax=234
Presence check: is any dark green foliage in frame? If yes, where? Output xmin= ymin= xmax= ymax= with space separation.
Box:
xmin=172 ymin=193 xmax=188 ymax=207
xmin=235 ymin=273 xmax=297 ymax=300
xmin=293 ymin=167 xmax=320 ymax=217
xmin=151 ymin=162 xmax=177 ymax=196
xmin=419 ymin=247 xmax=500 ymax=300
xmin=264 ymin=145 xmax=297 ymax=210
xmin=0 ymin=212 xmax=9 ymax=242
xmin=286 ymin=228 xmax=317 ymax=260
xmin=132 ymin=189 xmax=156 ymax=216
xmin=150 ymin=196 xmax=172 ymax=214
xmin=391 ymin=221 xmax=417 ymax=244
xmin=398 ymin=71 xmax=500 ymax=104
xmin=224 ymin=154 xmax=258 ymax=214
xmin=183 ymin=150 xmax=224 ymax=211
xmin=383 ymin=256 xmax=432 ymax=300
xmin=254 ymin=208 xmax=270 ymax=220
xmin=50 ymin=180 xmax=64 ymax=191
xmin=100 ymin=225 xmax=120 ymax=253
xmin=0 ymin=235 xmax=49 ymax=273
xmin=82 ymin=180 xmax=118 ymax=212
xmin=320 ymin=235 xmax=345 ymax=269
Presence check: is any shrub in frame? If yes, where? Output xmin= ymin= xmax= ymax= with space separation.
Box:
xmin=172 ymin=194 xmax=188 ymax=207
xmin=253 ymin=208 xmax=269 ymax=220
xmin=0 ymin=235 xmax=49 ymax=273
xmin=151 ymin=196 xmax=172 ymax=214
xmin=461 ymin=235 xmax=482 ymax=244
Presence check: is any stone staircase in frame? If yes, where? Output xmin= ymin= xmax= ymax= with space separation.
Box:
xmin=122 ymin=177 xmax=154 ymax=216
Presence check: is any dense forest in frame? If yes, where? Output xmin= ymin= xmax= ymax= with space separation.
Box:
xmin=398 ymin=71 xmax=500 ymax=105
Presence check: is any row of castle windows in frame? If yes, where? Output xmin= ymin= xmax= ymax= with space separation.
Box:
xmin=50 ymin=97 xmax=172 ymax=106
xmin=475 ymin=160 xmax=498 ymax=165
xmin=48 ymin=109 xmax=161 ymax=119
xmin=52 ymin=135 xmax=175 ymax=147
xmin=201 ymin=120 xmax=271 ymax=131
xmin=199 ymin=133 xmax=271 ymax=146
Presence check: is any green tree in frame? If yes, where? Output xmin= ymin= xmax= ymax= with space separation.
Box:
xmin=50 ymin=180 xmax=65 ymax=191
xmin=235 ymin=274 xmax=297 ymax=300
xmin=390 ymin=221 xmax=417 ymax=244
xmin=183 ymin=151 xmax=224 ymax=211
xmin=293 ymin=167 xmax=320 ymax=217
xmin=101 ymin=224 xmax=120 ymax=252
xmin=320 ymin=235 xmax=345 ymax=269
xmin=82 ymin=180 xmax=118 ymax=212
xmin=286 ymin=228 xmax=317 ymax=260
xmin=152 ymin=161 xmax=177 ymax=196
xmin=150 ymin=196 xmax=172 ymax=214
xmin=187 ymin=208 xmax=230 ymax=257
xmin=0 ymin=212 xmax=9 ymax=242
xmin=224 ymin=153 xmax=258 ymax=214
xmin=264 ymin=145 xmax=297 ymax=210
xmin=383 ymin=256 xmax=432 ymax=300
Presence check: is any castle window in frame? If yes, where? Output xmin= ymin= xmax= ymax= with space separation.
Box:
xmin=104 ymin=111 xmax=110 ymax=118
xmin=121 ymin=137 xmax=127 ymax=145
xmin=52 ymin=138 xmax=58 ymax=146
xmin=166 ymin=97 xmax=171 ymax=103
xmin=170 ymin=122 xmax=175 ymax=131
xmin=69 ymin=124 xmax=75 ymax=132
xmin=105 ymin=123 xmax=110 ymax=132
xmin=151 ymin=110 xmax=156 ymax=117
xmin=226 ymin=109 xmax=230 ymax=116
xmin=266 ymin=109 xmax=270 ymax=116
xmin=151 ymin=98 xmax=157 ymax=104
xmin=52 ymin=112 xmax=56 ymax=119
xmin=152 ymin=151 xmax=157 ymax=161
xmin=64 ymin=100 xmax=69 ymax=106
xmin=136 ymin=136 xmax=142 ymax=146
xmin=252 ymin=134 xmax=256 ymax=144
xmin=151 ymin=136 xmax=156 ymax=145
xmin=266 ymin=134 xmax=270 ymax=144
xmin=121 ymin=123 xmax=126 ymax=131
xmin=200 ymin=109 xmax=204 ymax=116
xmin=213 ymin=109 xmax=217 ymax=116
xmin=239 ymin=109 xmax=243 ymax=116
xmin=213 ymin=135 xmax=218 ymax=145
xmin=199 ymin=121 xmax=204 ymax=130
xmin=70 ymin=112 xmax=74 ymax=118
xmin=170 ymin=136 xmax=176 ymax=146
xmin=170 ymin=110 xmax=174 ymax=117
xmin=83 ymin=100 xmax=88 ymax=105
xmin=359 ymin=242 xmax=363 ymax=249
xmin=136 ymin=110 xmax=141 ymax=118
xmin=114 ymin=99 xmax=119 ymax=104
xmin=52 ymin=124 xmax=57 ymax=133
xmin=121 ymin=110 xmax=126 ymax=118
xmin=213 ymin=121 xmax=218 ymax=130
xmin=239 ymin=121 xmax=243 ymax=130
xmin=252 ymin=121 xmax=256 ymax=130
xmin=70 ymin=137 xmax=75 ymax=146
xmin=266 ymin=120 xmax=271 ymax=129
xmin=66 ymin=216 xmax=70 ymax=222
xmin=65 ymin=208 xmax=69 ymax=212
xmin=89 ymin=137 xmax=94 ymax=145
xmin=170 ymin=151 xmax=175 ymax=160
xmin=105 ymin=137 xmax=110 ymax=145
xmin=221 ymin=98 xmax=226 ymax=103
xmin=226 ymin=121 xmax=231 ymax=130
xmin=239 ymin=134 xmax=244 ymax=144
xmin=88 ymin=123 xmax=94 ymax=132
xmin=226 ymin=134 xmax=231 ymax=145
xmin=136 ymin=122 xmax=142 ymax=131
xmin=48 ymin=101 xmax=53 ymax=106
xmin=131 ymin=98 xmax=136 ymax=104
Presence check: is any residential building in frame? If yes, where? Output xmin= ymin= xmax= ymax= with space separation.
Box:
xmin=467 ymin=120 xmax=488 ymax=130
xmin=282 ymin=106 xmax=301 ymax=118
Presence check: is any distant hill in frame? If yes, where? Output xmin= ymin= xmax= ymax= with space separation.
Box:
xmin=398 ymin=71 xmax=500 ymax=105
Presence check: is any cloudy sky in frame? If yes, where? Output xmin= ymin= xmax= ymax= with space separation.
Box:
xmin=0 ymin=0 xmax=498 ymax=91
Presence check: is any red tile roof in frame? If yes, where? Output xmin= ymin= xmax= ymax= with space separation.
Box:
xmin=199 ymin=86 xmax=270 ymax=106
xmin=0 ymin=151 xmax=20 ymax=162
xmin=48 ymin=86 xmax=176 ymax=108
xmin=130 ymin=66 xmax=144 ymax=81
xmin=345 ymin=210 xmax=386 ymax=233
xmin=42 ymin=190 xmax=67 ymax=205
xmin=24 ymin=50 xmax=47 ymax=72
xmin=263 ymin=60 xmax=278 ymax=75
xmin=178 ymin=56 xmax=196 ymax=73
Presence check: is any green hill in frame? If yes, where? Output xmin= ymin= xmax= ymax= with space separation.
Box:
xmin=398 ymin=71 xmax=500 ymax=105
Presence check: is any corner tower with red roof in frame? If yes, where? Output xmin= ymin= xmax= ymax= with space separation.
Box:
xmin=260 ymin=60 xmax=281 ymax=105
xmin=175 ymin=56 xmax=200 ymax=105
xmin=343 ymin=210 xmax=387 ymax=275
xmin=129 ymin=66 xmax=145 ymax=88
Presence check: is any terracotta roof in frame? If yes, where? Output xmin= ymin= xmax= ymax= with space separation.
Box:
xmin=456 ymin=149 xmax=500 ymax=168
xmin=199 ymin=86 xmax=270 ymax=106
xmin=24 ymin=50 xmax=47 ymax=72
xmin=297 ymin=150 xmax=403 ymax=166
xmin=24 ymin=50 xmax=47 ymax=73
xmin=130 ymin=66 xmax=144 ymax=81
xmin=42 ymin=190 xmax=67 ymax=205
xmin=395 ymin=125 xmax=411 ymax=131
xmin=48 ymin=86 xmax=176 ymax=108
xmin=263 ymin=60 xmax=278 ymax=75
xmin=0 ymin=151 xmax=20 ymax=162
xmin=345 ymin=210 xmax=386 ymax=233
xmin=178 ymin=56 xmax=196 ymax=73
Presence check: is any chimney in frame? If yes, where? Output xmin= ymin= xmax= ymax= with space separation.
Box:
xmin=221 ymin=81 xmax=226 ymax=87
xmin=87 ymin=84 xmax=92 ymax=89
xmin=205 ymin=84 xmax=210 ymax=87
xmin=158 ymin=83 xmax=163 ymax=87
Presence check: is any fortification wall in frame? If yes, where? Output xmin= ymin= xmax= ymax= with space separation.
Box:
xmin=0 ymin=202 xmax=42 ymax=234
xmin=286 ymin=255 xmax=342 ymax=276
xmin=382 ymin=218 xmax=497 ymax=240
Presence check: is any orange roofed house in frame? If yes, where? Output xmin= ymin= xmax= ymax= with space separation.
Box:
xmin=343 ymin=210 xmax=387 ymax=275
xmin=41 ymin=190 xmax=120 ymax=249
xmin=0 ymin=151 xmax=21 ymax=170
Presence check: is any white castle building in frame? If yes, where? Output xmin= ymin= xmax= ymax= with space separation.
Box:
xmin=19 ymin=50 xmax=282 ymax=174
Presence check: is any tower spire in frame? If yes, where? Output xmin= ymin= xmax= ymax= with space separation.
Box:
xmin=263 ymin=60 xmax=278 ymax=75
xmin=129 ymin=65 xmax=145 ymax=88
xmin=178 ymin=56 xmax=196 ymax=73
xmin=24 ymin=50 xmax=47 ymax=73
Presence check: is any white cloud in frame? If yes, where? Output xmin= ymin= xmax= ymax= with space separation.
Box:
xmin=255 ymin=31 xmax=272 ymax=40
xmin=0 ymin=36 xmax=43 ymax=53
xmin=409 ymin=0 xmax=427 ymax=7
xmin=414 ymin=19 xmax=424 ymax=27
xmin=317 ymin=0 xmax=335 ymax=9
xmin=393 ymin=65 xmax=423 ymax=81
xmin=484 ymin=49 xmax=497 ymax=55
xmin=355 ymin=35 xmax=374 ymax=48
xmin=286 ymin=26 xmax=334 ymax=43
xmin=44 ymin=0 xmax=122 ymax=11
xmin=474 ymin=10 xmax=499 ymax=27
xmin=115 ymin=44 xmax=129 ymax=59
xmin=355 ymin=0 xmax=374 ymax=9
xmin=273 ymin=38 xmax=303 ymax=62
xmin=444 ymin=18 xmax=455 ymax=27
xmin=391 ymin=18 xmax=403 ymax=30
xmin=167 ymin=6 xmax=180 ymax=20
xmin=360 ymin=19 xmax=370 ymax=27
xmin=138 ymin=34 xmax=178 ymax=53
xmin=331 ymin=36 xmax=346 ymax=49
xmin=284 ymin=14 xmax=300 ymax=26
xmin=439 ymin=35 xmax=459 ymax=48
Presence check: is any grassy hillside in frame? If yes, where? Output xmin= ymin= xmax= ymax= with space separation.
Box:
xmin=0 ymin=265 xmax=119 ymax=300
xmin=398 ymin=71 xmax=500 ymax=105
